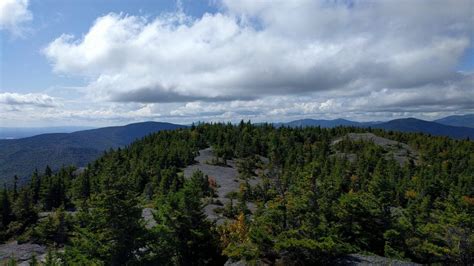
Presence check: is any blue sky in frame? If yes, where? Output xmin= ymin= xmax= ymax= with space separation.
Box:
xmin=2 ymin=0 xmax=215 ymax=92
xmin=1 ymin=0 xmax=473 ymax=127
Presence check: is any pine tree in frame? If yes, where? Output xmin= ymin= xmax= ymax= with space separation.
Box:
xmin=30 ymin=169 xmax=41 ymax=204
xmin=13 ymin=189 xmax=37 ymax=226
xmin=148 ymin=177 xmax=223 ymax=264
xmin=44 ymin=249 xmax=61 ymax=266
xmin=32 ymin=206 xmax=70 ymax=246
xmin=0 ymin=185 xmax=13 ymax=229
xmin=30 ymin=253 xmax=38 ymax=266
xmin=44 ymin=165 xmax=53 ymax=177
xmin=12 ymin=175 xmax=18 ymax=201
xmin=65 ymin=176 xmax=144 ymax=265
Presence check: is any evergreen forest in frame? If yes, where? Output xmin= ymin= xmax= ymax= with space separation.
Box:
xmin=1 ymin=122 xmax=473 ymax=265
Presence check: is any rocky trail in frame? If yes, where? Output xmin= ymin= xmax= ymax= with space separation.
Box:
xmin=332 ymin=133 xmax=419 ymax=166
xmin=0 ymin=241 xmax=47 ymax=265
xmin=183 ymin=147 xmax=262 ymax=224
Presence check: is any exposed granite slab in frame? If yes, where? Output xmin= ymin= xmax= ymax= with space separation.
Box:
xmin=0 ymin=241 xmax=46 ymax=264
xmin=183 ymin=148 xmax=263 ymax=224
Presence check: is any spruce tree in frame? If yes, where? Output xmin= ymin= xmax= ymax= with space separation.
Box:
xmin=30 ymin=169 xmax=41 ymax=204
xmin=0 ymin=185 xmax=13 ymax=229
xmin=65 ymin=176 xmax=144 ymax=265
xmin=148 ymin=176 xmax=223 ymax=265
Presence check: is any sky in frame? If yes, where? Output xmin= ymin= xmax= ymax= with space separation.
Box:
xmin=0 ymin=0 xmax=473 ymax=127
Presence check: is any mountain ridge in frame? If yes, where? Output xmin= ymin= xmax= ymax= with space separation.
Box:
xmin=279 ymin=117 xmax=474 ymax=140
xmin=0 ymin=126 xmax=95 ymax=139
xmin=0 ymin=121 xmax=185 ymax=183
xmin=434 ymin=114 xmax=474 ymax=128
xmin=372 ymin=118 xmax=474 ymax=139
xmin=2 ymin=116 xmax=473 ymax=184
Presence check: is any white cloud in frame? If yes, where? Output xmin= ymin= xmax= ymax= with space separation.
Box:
xmin=37 ymin=0 xmax=474 ymax=124
xmin=0 ymin=92 xmax=59 ymax=107
xmin=2 ymin=84 xmax=473 ymax=127
xmin=0 ymin=0 xmax=32 ymax=36
xmin=44 ymin=1 xmax=472 ymax=100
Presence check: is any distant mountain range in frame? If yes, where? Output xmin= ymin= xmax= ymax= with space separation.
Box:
xmin=434 ymin=114 xmax=474 ymax=128
xmin=277 ymin=118 xmax=378 ymax=128
xmin=278 ymin=117 xmax=474 ymax=140
xmin=372 ymin=118 xmax=474 ymax=139
xmin=0 ymin=126 xmax=95 ymax=139
xmin=1 ymin=115 xmax=473 ymax=184
xmin=0 ymin=122 xmax=185 ymax=183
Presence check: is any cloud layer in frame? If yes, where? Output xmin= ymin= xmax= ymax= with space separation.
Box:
xmin=0 ymin=92 xmax=59 ymax=107
xmin=4 ymin=0 xmax=467 ymax=126
xmin=0 ymin=0 xmax=32 ymax=36
xmin=44 ymin=0 xmax=472 ymax=103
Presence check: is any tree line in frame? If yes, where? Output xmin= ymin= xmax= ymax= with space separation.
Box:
xmin=0 ymin=122 xmax=472 ymax=265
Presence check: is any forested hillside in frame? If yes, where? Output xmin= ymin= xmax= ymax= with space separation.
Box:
xmin=0 ymin=122 xmax=185 ymax=184
xmin=435 ymin=114 xmax=474 ymax=128
xmin=280 ymin=117 xmax=474 ymax=139
xmin=0 ymin=123 xmax=473 ymax=265
xmin=372 ymin=118 xmax=474 ymax=139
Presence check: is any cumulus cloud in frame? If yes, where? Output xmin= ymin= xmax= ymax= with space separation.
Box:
xmin=0 ymin=0 xmax=32 ymax=36
xmin=40 ymin=0 xmax=473 ymax=121
xmin=0 ymin=92 xmax=59 ymax=107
